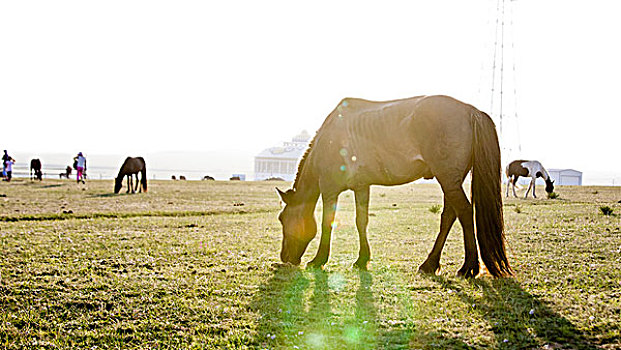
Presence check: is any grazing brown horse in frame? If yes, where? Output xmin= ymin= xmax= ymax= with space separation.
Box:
xmin=30 ymin=159 xmax=42 ymax=181
xmin=276 ymin=95 xmax=511 ymax=278
xmin=114 ymin=157 xmax=147 ymax=194
xmin=59 ymin=166 xmax=72 ymax=179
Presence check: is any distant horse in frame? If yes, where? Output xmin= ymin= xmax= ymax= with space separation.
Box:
xmin=179 ymin=175 xmax=186 ymax=180
xmin=59 ymin=166 xmax=72 ymax=179
xmin=30 ymin=159 xmax=42 ymax=181
xmin=114 ymin=157 xmax=147 ymax=194
xmin=276 ymin=95 xmax=511 ymax=278
xmin=505 ymin=160 xmax=554 ymax=198
xmin=171 ymin=175 xmax=177 ymax=180
xmin=202 ymin=175 xmax=215 ymax=181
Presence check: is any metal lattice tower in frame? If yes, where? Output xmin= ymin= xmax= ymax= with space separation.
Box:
xmin=484 ymin=0 xmax=522 ymax=162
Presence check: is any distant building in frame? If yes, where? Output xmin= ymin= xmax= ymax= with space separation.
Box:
xmin=548 ymin=168 xmax=582 ymax=186
xmin=255 ymin=131 xmax=311 ymax=181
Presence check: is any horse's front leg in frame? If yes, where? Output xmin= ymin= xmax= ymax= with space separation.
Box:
xmin=126 ymin=175 xmax=131 ymax=193
xmin=307 ymin=193 xmax=338 ymax=269
xmin=133 ymin=174 xmax=138 ymax=193
xmin=512 ymin=177 xmax=519 ymax=197
xmin=353 ymin=186 xmax=371 ymax=270
xmin=419 ymin=196 xmax=457 ymax=274
xmin=524 ymin=178 xmax=534 ymax=198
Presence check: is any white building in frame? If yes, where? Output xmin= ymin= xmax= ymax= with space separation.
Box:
xmin=548 ymin=168 xmax=582 ymax=186
xmin=255 ymin=131 xmax=311 ymax=181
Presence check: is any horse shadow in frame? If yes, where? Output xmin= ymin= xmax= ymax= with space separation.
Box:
xmin=250 ymin=266 xmax=381 ymax=349
xmin=429 ymin=275 xmax=599 ymax=349
xmin=251 ymin=268 xmax=599 ymax=349
xmin=90 ymin=193 xmax=127 ymax=198
xmin=41 ymin=184 xmax=63 ymax=189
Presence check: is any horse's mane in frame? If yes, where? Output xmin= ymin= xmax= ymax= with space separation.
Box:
xmin=291 ymin=104 xmax=348 ymax=191
xmin=292 ymin=134 xmax=316 ymax=191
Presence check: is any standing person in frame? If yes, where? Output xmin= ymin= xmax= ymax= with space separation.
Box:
xmin=74 ymin=152 xmax=87 ymax=184
xmin=2 ymin=150 xmax=9 ymax=179
xmin=4 ymin=155 xmax=15 ymax=182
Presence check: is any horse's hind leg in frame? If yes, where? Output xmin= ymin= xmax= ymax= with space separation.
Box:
xmin=419 ymin=196 xmax=457 ymax=274
xmin=439 ymin=180 xmax=479 ymax=278
xmin=353 ymin=186 xmax=371 ymax=270
xmin=133 ymin=174 xmax=139 ymax=193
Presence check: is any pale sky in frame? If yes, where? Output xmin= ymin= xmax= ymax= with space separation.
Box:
xmin=1 ymin=1 xmax=620 ymax=179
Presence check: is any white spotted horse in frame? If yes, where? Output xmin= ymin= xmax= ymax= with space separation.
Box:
xmin=505 ymin=160 xmax=554 ymax=198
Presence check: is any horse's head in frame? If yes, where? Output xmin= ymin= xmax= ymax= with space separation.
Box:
xmin=114 ymin=177 xmax=122 ymax=194
xmin=545 ymin=178 xmax=555 ymax=194
xmin=276 ymin=187 xmax=317 ymax=265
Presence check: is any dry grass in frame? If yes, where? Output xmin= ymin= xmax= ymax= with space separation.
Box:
xmin=1 ymin=179 xmax=620 ymax=349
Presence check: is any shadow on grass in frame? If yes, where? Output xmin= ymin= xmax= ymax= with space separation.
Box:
xmin=251 ymin=266 xmax=602 ymax=349
xmin=40 ymin=184 xmax=63 ymax=188
xmin=431 ymin=275 xmax=600 ymax=349
xmin=251 ymin=266 xmax=380 ymax=349
xmin=250 ymin=267 xmax=474 ymax=349
xmin=90 ymin=192 xmax=121 ymax=198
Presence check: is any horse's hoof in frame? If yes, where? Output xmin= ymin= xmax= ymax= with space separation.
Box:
xmin=418 ymin=262 xmax=440 ymax=275
xmin=306 ymin=258 xmax=327 ymax=270
xmin=353 ymin=260 xmax=369 ymax=271
xmin=457 ymin=262 xmax=480 ymax=279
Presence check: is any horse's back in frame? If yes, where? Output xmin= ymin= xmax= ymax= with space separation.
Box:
xmin=312 ymin=95 xmax=479 ymax=187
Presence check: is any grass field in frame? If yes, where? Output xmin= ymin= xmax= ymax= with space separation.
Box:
xmin=1 ymin=179 xmax=620 ymax=349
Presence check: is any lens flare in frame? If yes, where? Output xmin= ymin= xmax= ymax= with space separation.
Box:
xmin=306 ymin=333 xmax=325 ymax=348
xmin=340 ymin=165 xmax=346 ymax=172
xmin=344 ymin=326 xmax=361 ymax=344
xmin=328 ymin=273 xmax=346 ymax=292
xmin=339 ymin=148 xmax=348 ymax=157
xmin=351 ymin=156 xmax=357 ymax=162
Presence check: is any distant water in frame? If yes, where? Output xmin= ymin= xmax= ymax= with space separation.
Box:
xmin=6 ymin=163 xmax=246 ymax=181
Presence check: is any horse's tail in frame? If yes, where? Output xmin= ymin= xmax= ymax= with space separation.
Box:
xmin=140 ymin=159 xmax=148 ymax=192
xmin=471 ymin=110 xmax=512 ymax=277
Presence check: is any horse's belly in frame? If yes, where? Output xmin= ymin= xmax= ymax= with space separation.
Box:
xmin=348 ymin=154 xmax=432 ymax=187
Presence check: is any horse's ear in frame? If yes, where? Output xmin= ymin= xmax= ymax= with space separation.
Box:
xmin=276 ymin=187 xmax=287 ymax=203
xmin=276 ymin=187 xmax=295 ymax=204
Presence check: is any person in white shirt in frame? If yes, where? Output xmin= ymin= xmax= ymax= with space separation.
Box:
xmin=4 ymin=156 xmax=15 ymax=182
xmin=74 ymin=152 xmax=87 ymax=184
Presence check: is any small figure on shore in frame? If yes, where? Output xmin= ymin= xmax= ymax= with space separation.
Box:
xmin=2 ymin=150 xmax=10 ymax=179
xmin=73 ymin=152 xmax=87 ymax=184
xmin=3 ymin=153 xmax=15 ymax=182
xmin=59 ymin=166 xmax=72 ymax=179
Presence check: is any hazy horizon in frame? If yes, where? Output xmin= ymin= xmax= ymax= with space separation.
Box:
xmin=2 ymin=1 xmax=621 ymax=177
xmin=6 ymin=149 xmax=621 ymax=186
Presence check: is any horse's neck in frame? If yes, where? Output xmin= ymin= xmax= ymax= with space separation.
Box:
xmin=293 ymin=156 xmax=320 ymax=210
xmin=535 ymin=162 xmax=550 ymax=180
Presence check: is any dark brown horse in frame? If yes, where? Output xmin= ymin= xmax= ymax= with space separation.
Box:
xmin=114 ymin=157 xmax=147 ymax=194
xmin=276 ymin=95 xmax=511 ymax=278
xmin=30 ymin=159 xmax=42 ymax=181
